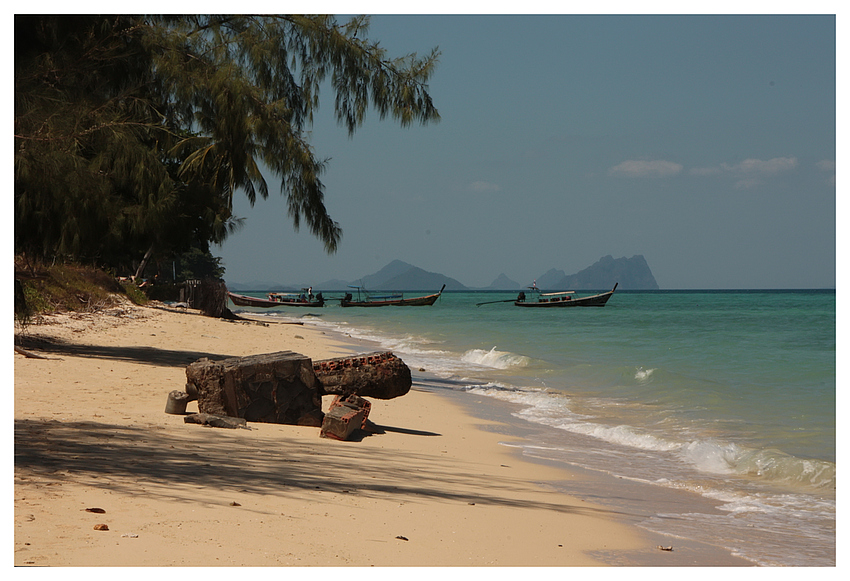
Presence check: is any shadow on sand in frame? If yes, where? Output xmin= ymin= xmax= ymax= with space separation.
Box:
xmin=14 ymin=416 xmax=636 ymax=520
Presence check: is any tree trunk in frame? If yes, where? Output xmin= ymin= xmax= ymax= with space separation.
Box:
xmin=134 ymin=244 xmax=155 ymax=281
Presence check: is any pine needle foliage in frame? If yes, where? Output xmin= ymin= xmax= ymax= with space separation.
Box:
xmin=15 ymin=15 xmax=440 ymax=271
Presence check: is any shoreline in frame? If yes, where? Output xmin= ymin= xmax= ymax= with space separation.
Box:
xmin=426 ymin=378 xmax=755 ymax=566
xmin=14 ymin=301 xmax=745 ymax=566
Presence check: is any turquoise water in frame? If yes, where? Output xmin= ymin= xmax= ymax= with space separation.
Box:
xmin=229 ymin=289 xmax=835 ymax=566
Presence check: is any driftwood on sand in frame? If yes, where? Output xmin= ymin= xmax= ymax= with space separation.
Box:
xmin=183 ymin=413 xmax=249 ymax=429
xmin=14 ymin=346 xmax=61 ymax=360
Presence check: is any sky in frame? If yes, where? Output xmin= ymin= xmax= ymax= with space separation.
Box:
xmin=214 ymin=8 xmax=837 ymax=290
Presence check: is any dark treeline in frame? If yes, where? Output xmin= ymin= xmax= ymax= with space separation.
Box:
xmin=14 ymin=15 xmax=440 ymax=281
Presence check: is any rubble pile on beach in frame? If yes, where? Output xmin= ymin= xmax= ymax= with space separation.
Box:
xmin=170 ymin=350 xmax=412 ymax=441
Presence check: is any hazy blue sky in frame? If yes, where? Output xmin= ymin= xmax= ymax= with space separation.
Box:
xmin=216 ymin=12 xmax=836 ymax=289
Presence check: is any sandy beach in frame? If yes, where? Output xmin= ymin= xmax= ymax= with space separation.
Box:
xmin=14 ymin=301 xmax=744 ymax=567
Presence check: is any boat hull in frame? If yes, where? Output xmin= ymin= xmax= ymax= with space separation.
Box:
xmin=227 ymin=292 xmax=324 ymax=308
xmin=340 ymin=286 xmax=445 ymax=307
xmin=514 ymin=284 xmax=618 ymax=308
xmin=341 ymin=294 xmax=441 ymax=307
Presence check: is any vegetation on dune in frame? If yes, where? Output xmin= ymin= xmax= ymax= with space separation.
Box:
xmin=14 ymin=259 xmax=140 ymax=327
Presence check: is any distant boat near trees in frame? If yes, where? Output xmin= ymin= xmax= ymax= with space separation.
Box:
xmin=227 ymin=289 xmax=325 ymax=308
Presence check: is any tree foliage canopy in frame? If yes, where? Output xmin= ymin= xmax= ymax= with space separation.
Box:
xmin=15 ymin=15 xmax=440 ymax=275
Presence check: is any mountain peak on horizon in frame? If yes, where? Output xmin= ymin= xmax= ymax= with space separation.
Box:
xmin=548 ymin=255 xmax=658 ymax=290
xmin=486 ymin=273 xmax=521 ymax=290
xmin=227 ymin=256 xmax=658 ymax=291
xmin=361 ymin=260 xmax=466 ymax=291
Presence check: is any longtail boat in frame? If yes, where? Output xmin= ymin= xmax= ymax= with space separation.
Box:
xmin=340 ymin=284 xmax=445 ymax=307
xmin=228 ymin=289 xmax=324 ymax=308
xmin=514 ymin=282 xmax=618 ymax=307
xmin=476 ymin=283 xmax=618 ymax=308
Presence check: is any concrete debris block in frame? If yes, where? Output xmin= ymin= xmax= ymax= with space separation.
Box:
xmin=320 ymin=394 xmax=372 ymax=441
xmin=165 ymin=390 xmax=190 ymax=415
xmin=313 ymin=352 xmax=411 ymax=400
xmin=185 ymin=351 xmax=323 ymax=427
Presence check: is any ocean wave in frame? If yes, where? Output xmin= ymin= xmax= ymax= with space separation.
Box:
xmin=678 ymin=440 xmax=836 ymax=490
xmin=461 ymin=346 xmax=531 ymax=370
xmin=559 ymin=422 xmax=681 ymax=451
xmin=634 ymin=367 xmax=656 ymax=383
xmin=467 ymin=382 xmax=836 ymax=490
xmin=467 ymin=383 xmax=682 ymax=451
xmin=383 ymin=336 xmax=450 ymax=357
xmin=466 ymin=383 xmax=578 ymax=412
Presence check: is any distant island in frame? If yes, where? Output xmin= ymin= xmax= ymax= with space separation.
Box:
xmin=535 ymin=255 xmax=659 ymax=291
xmin=226 ymin=255 xmax=659 ymax=291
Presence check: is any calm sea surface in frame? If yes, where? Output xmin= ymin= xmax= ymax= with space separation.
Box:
xmin=229 ymin=289 xmax=835 ymax=566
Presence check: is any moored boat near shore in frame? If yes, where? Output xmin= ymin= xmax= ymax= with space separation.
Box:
xmin=228 ymin=289 xmax=325 ymax=308
xmin=340 ymin=284 xmax=445 ymax=307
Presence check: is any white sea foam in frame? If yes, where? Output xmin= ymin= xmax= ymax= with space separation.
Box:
xmin=677 ymin=439 xmax=741 ymax=474
xmin=467 ymin=383 xmax=681 ymax=452
xmin=467 ymin=382 xmax=836 ymax=491
xmin=461 ymin=346 xmax=531 ymax=370
xmin=560 ymin=422 xmax=681 ymax=451
xmin=679 ymin=439 xmax=836 ymax=489
xmin=634 ymin=367 xmax=655 ymax=382
xmin=467 ymin=383 xmax=572 ymax=411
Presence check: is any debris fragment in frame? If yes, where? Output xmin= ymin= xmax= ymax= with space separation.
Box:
xmin=320 ymin=394 xmax=371 ymax=441
xmin=395 ymin=535 xmax=409 ymax=541
xmin=657 ymin=545 xmax=673 ymax=551
xmin=186 ymin=352 xmax=321 ymax=425
xmin=184 ymin=413 xmax=249 ymax=429
xmin=85 ymin=508 xmax=106 ymax=514
xmin=93 ymin=524 xmax=109 ymax=531
xmin=165 ymin=390 xmax=190 ymax=414
xmin=314 ymin=352 xmax=411 ymax=399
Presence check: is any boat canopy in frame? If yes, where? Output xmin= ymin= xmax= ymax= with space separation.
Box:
xmin=347 ymin=285 xmax=402 ymax=301
xmin=526 ymin=284 xmax=576 ymax=296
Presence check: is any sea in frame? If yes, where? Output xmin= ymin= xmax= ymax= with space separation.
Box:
xmin=228 ymin=289 xmax=836 ymax=566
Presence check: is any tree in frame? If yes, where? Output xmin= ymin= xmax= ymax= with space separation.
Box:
xmin=15 ymin=15 xmax=440 ymax=274
xmin=174 ymin=244 xmax=226 ymax=282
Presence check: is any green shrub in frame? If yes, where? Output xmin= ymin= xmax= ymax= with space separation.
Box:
xmin=121 ymin=282 xmax=149 ymax=305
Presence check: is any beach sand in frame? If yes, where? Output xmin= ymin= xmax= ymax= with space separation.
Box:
xmin=13 ymin=301 xmax=744 ymax=567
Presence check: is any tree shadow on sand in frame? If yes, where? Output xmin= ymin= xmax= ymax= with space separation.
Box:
xmin=14 ymin=334 xmax=237 ymax=368
xmin=14 ymin=417 xmax=639 ymax=520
